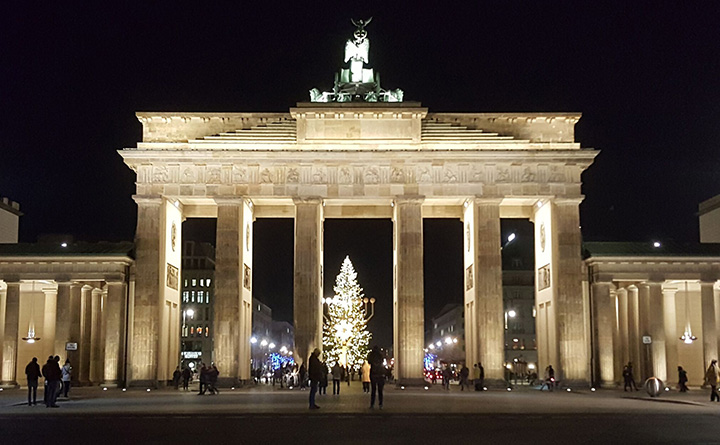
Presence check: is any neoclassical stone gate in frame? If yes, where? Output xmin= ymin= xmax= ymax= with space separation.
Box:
xmin=121 ymin=102 xmax=597 ymax=386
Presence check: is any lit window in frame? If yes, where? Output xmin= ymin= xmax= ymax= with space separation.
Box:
xmin=190 ymin=326 xmax=194 ymax=335
xmin=197 ymin=327 xmax=203 ymax=336
xmin=182 ymin=292 xmax=189 ymax=303
xmin=257 ymin=305 xmax=261 ymax=311
xmin=184 ymin=279 xmax=188 ymax=287
xmin=192 ymin=279 xmax=197 ymax=287
xmin=191 ymin=291 xmax=195 ymax=302
xmin=206 ymin=293 xmax=210 ymax=304
xmin=205 ymin=325 xmax=209 ymax=337
xmin=206 ymin=279 xmax=211 ymax=287
xmin=200 ymin=279 xmax=204 ymax=287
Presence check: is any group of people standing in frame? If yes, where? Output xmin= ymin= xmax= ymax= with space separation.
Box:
xmin=307 ymin=345 xmax=388 ymax=409
xmin=172 ymin=363 xmax=219 ymax=395
xmin=24 ymin=356 xmax=72 ymax=407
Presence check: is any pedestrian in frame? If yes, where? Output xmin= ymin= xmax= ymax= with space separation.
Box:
xmin=346 ymin=366 xmax=350 ymax=387
xmin=208 ymin=365 xmax=220 ymax=394
xmin=42 ymin=356 xmax=61 ymax=408
xmin=299 ymin=363 xmax=307 ymax=390
xmin=320 ymin=362 xmax=328 ymax=395
xmin=547 ymin=365 xmax=555 ymax=391
xmin=308 ymin=348 xmax=323 ymax=409
xmin=361 ymin=360 xmax=371 ymax=393
xmin=442 ymin=365 xmax=452 ymax=390
xmin=705 ymin=359 xmax=719 ymax=402
xmin=623 ymin=362 xmax=639 ymax=391
xmin=459 ymin=363 xmax=470 ymax=391
xmin=474 ymin=362 xmax=485 ymax=391
xmin=678 ymin=366 xmax=689 ymax=392
xmin=368 ymin=346 xmax=385 ymax=409
xmin=198 ymin=363 xmax=207 ymax=395
xmin=54 ymin=356 xmax=63 ymax=400
xmin=331 ymin=362 xmax=342 ymax=395
xmin=172 ymin=366 xmax=181 ymax=390
xmin=25 ymin=357 xmax=41 ymax=406
xmin=61 ymin=359 xmax=72 ymax=397
xmin=182 ymin=366 xmax=191 ymax=390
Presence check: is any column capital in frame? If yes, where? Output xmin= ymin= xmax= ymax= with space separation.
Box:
xmin=472 ymin=197 xmax=502 ymax=206
xmin=293 ymin=196 xmax=323 ymax=205
xmin=393 ymin=195 xmax=425 ymax=205
xmin=132 ymin=195 xmax=163 ymax=206
xmin=214 ymin=196 xmax=246 ymax=206
xmin=552 ymin=197 xmax=585 ymax=206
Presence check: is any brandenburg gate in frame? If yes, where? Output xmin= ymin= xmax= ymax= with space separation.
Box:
xmin=120 ymin=21 xmax=597 ymax=387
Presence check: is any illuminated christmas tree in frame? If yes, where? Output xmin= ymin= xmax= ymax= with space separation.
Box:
xmin=322 ymin=256 xmax=372 ymax=370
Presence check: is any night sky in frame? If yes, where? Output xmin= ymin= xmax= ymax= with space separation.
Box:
xmin=4 ymin=2 xmax=720 ymax=348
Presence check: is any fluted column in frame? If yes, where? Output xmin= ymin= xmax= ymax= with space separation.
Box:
xmin=90 ymin=288 xmax=103 ymax=384
xmin=662 ymin=286 xmax=679 ymax=382
xmin=213 ymin=198 xmax=244 ymax=385
xmin=293 ymin=197 xmax=323 ymax=368
xmin=54 ymin=282 xmax=80 ymax=363
xmin=627 ymin=285 xmax=641 ymax=376
xmin=103 ymin=281 xmax=127 ymax=387
xmin=638 ymin=284 xmax=652 ymax=381
xmin=611 ymin=290 xmax=622 ymax=384
xmin=393 ymin=196 xmax=425 ymax=385
xmin=646 ymin=282 xmax=667 ymax=381
xmin=79 ymin=285 xmax=93 ymax=385
xmin=617 ymin=288 xmax=629 ymax=368
xmin=468 ymin=198 xmax=504 ymax=384
xmin=1 ymin=282 xmax=20 ymax=387
xmin=591 ymin=281 xmax=615 ymax=387
xmin=130 ymin=197 xmax=162 ymax=385
xmin=701 ymin=281 xmax=718 ymax=367
xmin=553 ymin=200 xmax=589 ymax=384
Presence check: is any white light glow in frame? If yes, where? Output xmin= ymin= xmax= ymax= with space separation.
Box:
xmin=103 ymin=387 xmax=107 ymax=391
xmin=507 ymin=387 xmax=512 ymax=391
xmin=567 ymin=388 xmax=572 ymax=392
xmin=269 ymin=343 xmax=276 ymax=349
xmin=61 ymin=242 xmax=68 ymax=248
xmin=452 ymin=338 xmax=458 ymax=344
xmin=653 ymin=241 xmax=661 ymax=248
xmin=146 ymin=389 xmax=151 ymax=392
xmin=436 ymin=341 xmax=441 ymax=347
xmin=401 ymin=386 xmax=405 ymax=390
xmin=591 ymin=388 xmax=596 ymax=392
xmin=424 ymin=386 xmax=429 ymax=390
xmin=250 ymin=337 xmax=257 ymax=344
xmin=122 ymin=388 xmax=126 ymax=392
xmin=508 ymin=310 xmax=517 ymax=318
xmin=186 ymin=309 xmax=194 ymax=317
xmin=528 ymin=363 xmax=535 ymax=370
xmin=513 ymin=338 xmax=519 ymax=343
xmin=445 ymin=337 xmax=452 ymax=345
xmin=260 ymin=339 xmax=268 ymax=347
xmin=428 ymin=344 xmax=435 ymax=350
xmin=507 ymin=233 xmax=516 ymax=243
xmin=280 ymin=346 xmax=288 ymax=353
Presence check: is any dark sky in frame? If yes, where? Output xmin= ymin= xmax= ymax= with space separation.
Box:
xmin=4 ymin=2 xmax=720 ymax=347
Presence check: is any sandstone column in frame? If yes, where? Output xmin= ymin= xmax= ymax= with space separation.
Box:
xmin=611 ymin=290 xmax=622 ymax=384
xmin=393 ymin=196 xmax=425 ymax=385
xmin=701 ymin=281 xmax=718 ymax=366
xmin=471 ymin=198 xmax=504 ymax=384
xmin=0 ymin=282 xmax=20 ymax=387
xmin=646 ymin=282 xmax=667 ymax=381
xmin=591 ymin=281 xmax=615 ymax=387
xmin=638 ymin=283 xmax=652 ymax=381
xmin=79 ymin=285 xmax=93 ymax=385
xmin=627 ymin=285 xmax=641 ymax=377
xmin=54 ymin=282 xmax=79 ymax=362
xmin=213 ymin=198 xmax=244 ymax=385
xmin=131 ymin=197 xmax=162 ymax=386
xmin=553 ymin=200 xmax=589 ymax=384
xmin=103 ymin=281 xmax=127 ymax=387
xmin=67 ymin=284 xmax=82 ymax=384
xmin=662 ymin=286 xmax=679 ymax=381
xmin=293 ymin=197 xmax=323 ymax=368
xmin=617 ymin=288 xmax=629 ymax=368
xmin=90 ymin=288 xmax=103 ymax=384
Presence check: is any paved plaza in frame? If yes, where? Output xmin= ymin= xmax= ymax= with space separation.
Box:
xmin=2 ymin=381 xmax=720 ymax=443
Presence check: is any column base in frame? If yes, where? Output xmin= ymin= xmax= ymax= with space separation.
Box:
xmin=217 ymin=377 xmax=240 ymax=388
xmin=482 ymin=378 xmax=510 ymax=389
xmin=0 ymin=381 xmax=19 ymax=389
xmin=101 ymin=381 xmax=120 ymax=388
xmin=599 ymin=381 xmax=617 ymax=389
xmin=395 ymin=378 xmax=426 ymax=388
xmin=558 ymin=379 xmax=590 ymax=389
xmin=127 ymin=379 xmax=158 ymax=388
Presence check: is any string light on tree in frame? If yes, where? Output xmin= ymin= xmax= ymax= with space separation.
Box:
xmin=323 ymin=256 xmax=373 ymax=370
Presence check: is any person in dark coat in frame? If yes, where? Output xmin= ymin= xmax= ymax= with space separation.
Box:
xmin=207 ymin=365 xmax=220 ymax=394
xmin=319 ymin=361 xmax=329 ymax=395
xmin=172 ymin=367 xmax=181 ymax=390
xmin=182 ymin=366 xmax=192 ymax=390
xmin=368 ymin=346 xmax=385 ymax=409
xmin=25 ymin=357 xmax=41 ymax=406
xmin=42 ymin=356 xmax=61 ymax=408
xmin=678 ymin=366 xmax=689 ymax=392
xmin=198 ymin=363 xmax=208 ymax=395
xmin=299 ymin=363 xmax=307 ymax=389
xmin=308 ymin=348 xmax=323 ymax=409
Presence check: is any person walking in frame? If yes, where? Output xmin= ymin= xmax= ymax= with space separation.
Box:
xmin=182 ymin=366 xmax=191 ymax=390
xmin=442 ymin=365 xmax=452 ymax=390
xmin=25 ymin=357 xmax=41 ymax=406
xmin=678 ymin=366 xmax=689 ymax=392
xmin=198 ymin=363 xmax=207 ymax=395
xmin=172 ymin=367 xmax=181 ymax=390
xmin=299 ymin=363 xmax=307 ymax=390
xmin=368 ymin=346 xmax=385 ymax=409
xmin=331 ymin=362 xmax=342 ymax=395
xmin=705 ymin=359 xmax=719 ymax=402
xmin=459 ymin=364 xmax=470 ymax=391
xmin=208 ymin=365 xmax=220 ymax=394
xmin=61 ymin=359 xmax=72 ymax=398
xmin=474 ymin=362 xmax=485 ymax=391
xmin=308 ymin=348 xmax=323 ymax=409
xmin=319 ymin=361 xmax=329 ymax=395
xmin=361 ymin=360 xmax=371 ymax=393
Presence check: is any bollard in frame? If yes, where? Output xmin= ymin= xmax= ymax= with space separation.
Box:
xmin=645 ymin=377 xmax=663 ymax=397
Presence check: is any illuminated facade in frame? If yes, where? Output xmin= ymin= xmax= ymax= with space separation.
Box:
xmin=180 ymin=241 xmax=215 ymax=369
